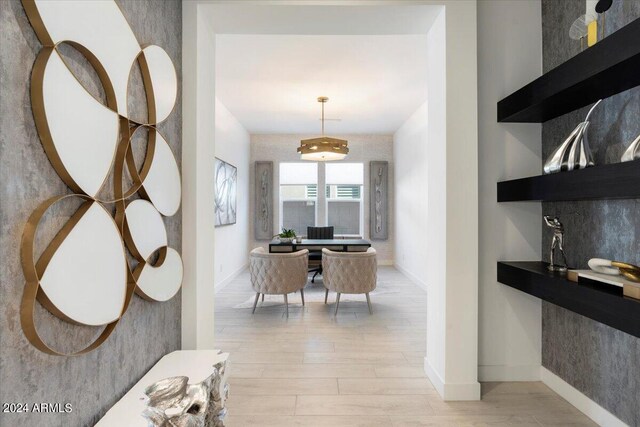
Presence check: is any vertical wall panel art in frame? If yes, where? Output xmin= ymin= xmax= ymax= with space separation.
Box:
xmin=20 ymin=0 xmax=182 ymax=356
xmin=254 ymin=161 xmax=274 ymax=240
xmin=369 ymin=161 xmax=389 ymax=240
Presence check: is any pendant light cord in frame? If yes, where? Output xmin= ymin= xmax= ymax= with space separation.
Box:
xmin=321 ymin=100 xmax=325 ymax=136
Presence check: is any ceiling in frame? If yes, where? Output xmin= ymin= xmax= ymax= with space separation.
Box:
xmin=215 ymin=34 xmax=429 ymax=134
xmin=204 ymin=4 xmax=441 ymax=36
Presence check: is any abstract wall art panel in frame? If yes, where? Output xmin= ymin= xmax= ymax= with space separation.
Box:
xmin=215 ymin=158 xmax=238 ymax=227
xmin=370 ymin=161 xmax=389 ymax=240
xmin=254 ymin=161 xmax=274 ymax=240
xmin=20 ymin=0 xmax=182 ymax=355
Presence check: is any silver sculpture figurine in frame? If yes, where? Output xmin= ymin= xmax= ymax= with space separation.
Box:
xmin=142 ymin=358 xmax=229 ymax=427
xmin=621 ymin=133 xmax=640 ymax=162
xmin=544 ymin=99 xmax=601 ymax=174
xmin=544 ymin=216 xmax=569 ymax=273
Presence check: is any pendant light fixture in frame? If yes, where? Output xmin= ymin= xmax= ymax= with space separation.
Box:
xmin=298 ymin=97 xmax=349 ymax=161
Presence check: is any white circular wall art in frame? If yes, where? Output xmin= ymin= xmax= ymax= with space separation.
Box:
xmin=141 ymin=131 xmax=182 ymax=217
xmin=134 ymin=248 xmax=184 ymax=302
xmin=139 ymin=45 xmax=179 ymax=124
xmin=20 ymin=0 xmax=183 ymax=356
xmin=125 ymin=199 xmax=168 ymax=261
xmin=38 ymin=202 xmax=128 ymax=326
xmin=36 ymin=49 xmax=120 ymax=197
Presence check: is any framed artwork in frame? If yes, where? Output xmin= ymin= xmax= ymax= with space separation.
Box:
xmin=215 ymin=158 xmax=237 ymax=226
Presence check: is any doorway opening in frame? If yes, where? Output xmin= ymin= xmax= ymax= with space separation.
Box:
xmin=181 ymin=1 xmax=480 ymax=403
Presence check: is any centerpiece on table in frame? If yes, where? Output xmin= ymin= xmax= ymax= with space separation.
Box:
xmin=274 ymin=228 xmax=297 ymax=243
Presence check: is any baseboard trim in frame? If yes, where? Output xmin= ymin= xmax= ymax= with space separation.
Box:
xmin=424 ymin=357 xmax=481 ymax=401
xmin=541 ymin=367 xmax=627 ymax=427
xmin=214 ymin=264 xmax=247 ymax=294
xmin=478 ymin=364 xmax=541 ymax=382
xmin=424 ymin=356 xmax=445 ymax=397
xmin=394 ymin=263 xmax=428 ymax=291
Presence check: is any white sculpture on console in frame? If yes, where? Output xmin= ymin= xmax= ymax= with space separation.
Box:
xmin=142 ymin=358 xmax=229 ymax=427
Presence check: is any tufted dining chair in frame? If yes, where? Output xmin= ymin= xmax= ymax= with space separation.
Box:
xmin=249 ymin=247 xmax=309 ymax=318
xmin=322 ymin=247 xmax=377 ymax=315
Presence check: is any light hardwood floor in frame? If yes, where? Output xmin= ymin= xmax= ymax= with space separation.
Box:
xmin=215 ymin=267 xmax=595 ymax=427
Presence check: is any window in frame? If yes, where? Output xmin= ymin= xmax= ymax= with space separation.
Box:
xmin=279 ymin=163 xmax=318 ymax=236
xmin=278 ymin=162 xmax=365 ymax=237
xmin=325 ymin=163 xmax=364 ymax=236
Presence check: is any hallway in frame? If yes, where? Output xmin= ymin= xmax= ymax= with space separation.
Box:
xmin=214 ymin=267 xmax=594 ymax=426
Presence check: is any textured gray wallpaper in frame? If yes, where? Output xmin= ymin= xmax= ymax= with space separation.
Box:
xmin=0 ymin=1 xmax=182 ymax=426
xmin=540 ymin=1 xmax=640 ymax=425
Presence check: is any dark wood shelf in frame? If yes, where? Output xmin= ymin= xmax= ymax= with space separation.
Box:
xmin=497 ymin=18 xmax=640 ymax=123
xmin=498 ymin=261 xmax=640 ymax=338
xmin=497 ymin=160 xmax=640 ymax=202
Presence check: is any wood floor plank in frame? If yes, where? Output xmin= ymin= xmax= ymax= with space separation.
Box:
xmin=226 ymin=363 xmax=265 ymax=378
xmin=338 ymin=378 xmax=437 ymax=395
xmin=260 ymin=364 xmax=377 ymax=379
xmin=391 ymin=414 xmax=541 ymax=426
xmin=226 ymin=415 xmax=393 ymax=427
xmin=304 ymin=352 xmax=407 ymax=364
xmin=334 ymin=342 xmax=424 ymax=353
xmin=231 ymin=378 xmax=338 ymax=395
xmin=295 ymin=395 xmax=433 ymax=416
xmin=426 ymin=393 xmax=583 ymax=417
xmin=239 ymin=341 xmax=335 ymax=353
xmin=374 ymin=366 xmax=427 ymax=378
xmin=231 ymin=352 xmax=304 ymax=364
xmin=225 ymin=395 xmax=297 ymax=415
xmin=533 ymin=413 xmax=598 ymax=426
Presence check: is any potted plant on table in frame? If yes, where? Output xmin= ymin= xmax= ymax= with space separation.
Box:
xmin=274 ymin=228 xmax=296 ymax=243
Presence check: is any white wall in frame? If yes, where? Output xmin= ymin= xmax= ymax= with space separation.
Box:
xmin=477 ymin=0 xmax=543 ymax=381
xmin=394 ymin=101 xmax=428 ymax=289
xmin=181 ymin=1 xmax=216 ymax=350
xmin=249 ymin=134 xmax=395 ymax=265
xmin=424 ymin=9 xmax=449 ymax=396
xmin=422 ymin=2 xmax=480 ymax=400
xmin=214 ymin=99 xmax=250 ymax=289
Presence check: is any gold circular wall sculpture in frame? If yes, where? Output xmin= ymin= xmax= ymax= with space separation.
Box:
xmin=20 ymin=0 xmax=183 ymax=355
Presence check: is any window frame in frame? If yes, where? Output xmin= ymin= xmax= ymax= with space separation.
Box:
xmin=325 ymin=183 xmax=364 ymax=238
xmin=277 ymin=162 xmax=365 ymax=238
xmin=278 ymin=162 xmax=319 ymax=235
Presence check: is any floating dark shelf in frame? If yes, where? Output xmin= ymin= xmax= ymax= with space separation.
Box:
xmin=497 ymin=18 xmax=640 ymax=123
xmin=497 ymin=160 xmax=640 ymax=202
xmin=498 ymin=261 xmax=640 ymax=339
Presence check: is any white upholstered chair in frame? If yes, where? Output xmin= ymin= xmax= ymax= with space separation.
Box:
xmin=322 ymin=248 xmax=377 ymax=315
xmin=249 ymin=247 xmax=309 ymax=318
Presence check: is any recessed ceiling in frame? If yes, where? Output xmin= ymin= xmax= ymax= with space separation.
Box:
xmin=215 ymin=34 xmax=428 ymax=134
